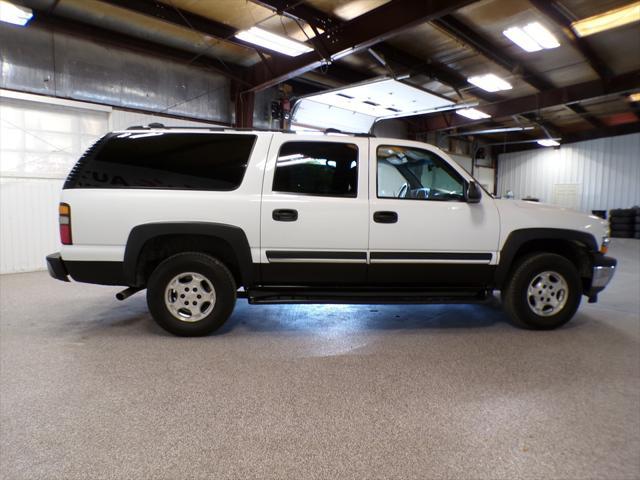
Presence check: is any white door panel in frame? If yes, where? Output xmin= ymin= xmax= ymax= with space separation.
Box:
xmin=369 ymin=139 xmax=500 ymax=259
xmin=259 ymin=135 xmax=369 ymax=284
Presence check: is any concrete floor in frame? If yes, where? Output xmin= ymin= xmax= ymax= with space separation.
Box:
xmin=1 ymin=240 xmax=639 ymax=480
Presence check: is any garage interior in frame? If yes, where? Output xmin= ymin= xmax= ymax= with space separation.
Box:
xmin=1 ymin=0 xmax=639 ymax=478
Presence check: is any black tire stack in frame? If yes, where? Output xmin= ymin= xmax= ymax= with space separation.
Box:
xmin=609 ymin=207 xmax=640 ymax=239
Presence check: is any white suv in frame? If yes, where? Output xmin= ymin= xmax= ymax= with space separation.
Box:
xmin=46 ymin=126 xmax=616 ymax=336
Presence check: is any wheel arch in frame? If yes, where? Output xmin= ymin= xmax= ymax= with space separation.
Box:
xmin=495 ymin=228 xmax=598 ymax=289
xmin=123 ymin=222 xmax=254 ymax=288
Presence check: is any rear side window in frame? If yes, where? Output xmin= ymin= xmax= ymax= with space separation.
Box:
xmin=64 ymin=132 xmax=256 ymax=190
xmin=273 ymin=141 xmax=358 ymax=197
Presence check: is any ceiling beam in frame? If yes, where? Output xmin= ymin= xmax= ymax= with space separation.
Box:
xmin=30 ymin=12 xmax=249 ymax=84
xmin=431 ymin=14 xmax=605 ymax=128
xmin=251 ymin=0 xmax=493 ymax=100
xmin=432 ymin=14 xmax=552 ymax=91
xmin=94 ymin=0 xmax=372 ymax=90
xmin=413 ymin=70 xmax=640 ymax=131
xmin=247 ymin=0 xmax=478 ymax=92
xmin=528 ymin=0 xmax=613 ymax=80
xmin=102 ymin=0 xmax=260 ymax=54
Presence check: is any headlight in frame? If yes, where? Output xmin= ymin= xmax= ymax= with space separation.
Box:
xmin=600 ymin=235 xmax=610 ymax=254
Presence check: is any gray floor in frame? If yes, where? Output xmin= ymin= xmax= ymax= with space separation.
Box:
xmin=1 ymin=241 xmax=639 ymax=480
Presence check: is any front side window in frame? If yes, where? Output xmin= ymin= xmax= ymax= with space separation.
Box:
xmin=377 ymin=145 xmax=465 ymax=201
xmin=273 ymin=141 xmax=358 ymax=197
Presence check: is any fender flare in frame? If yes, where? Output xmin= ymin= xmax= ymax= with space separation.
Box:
xmin=123 ymin=222 xmax=254 ymax=286
xmin=495 ymin=228 xmax=598 ymax=287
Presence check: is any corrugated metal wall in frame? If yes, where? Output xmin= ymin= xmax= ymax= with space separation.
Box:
xmin=0 ymin=21 xmax=231 ymax=124
xmin=497 ymin=133 xmax=640 ymax=212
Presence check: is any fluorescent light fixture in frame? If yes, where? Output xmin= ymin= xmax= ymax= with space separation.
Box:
xmin=503 ymin=26 xmax=542 ymax=52
xmin=0 ymin=1 xmax=33 ymax=26
xmin=628 ymin=92 xmax=640 ymax=102
xmin=235 ymin=27 xmax=313 ymax=56
xmin=523 ymin=22 xmax=560 ymax=49
xmin=537 ymin=139 xmax=560 ymax=147
xmin=467 ymin=74 xmax=512 ymax=92
xmin=572 ymin=1 xmax=640 ymax=37
xmin=456 ymin=108 xmax=491 ymax=120
xmin=449 ymin=126 xmax=535 ymax=136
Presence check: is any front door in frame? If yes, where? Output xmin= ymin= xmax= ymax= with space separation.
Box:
xmin=260 ymin=135 xmax=369 ymax=285
xmin=368 ymin=140 xmax=500 ymax=288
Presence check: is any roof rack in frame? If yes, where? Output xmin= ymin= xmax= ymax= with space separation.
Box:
xmin=125 ymin=124 xmax=375 ymax=137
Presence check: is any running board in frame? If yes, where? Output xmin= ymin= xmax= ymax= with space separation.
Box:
xmin=244 ymin=288 xmax=489 ymax=305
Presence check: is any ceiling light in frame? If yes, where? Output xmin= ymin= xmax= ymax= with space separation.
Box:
xmin=448 ymin=126 xmax=535 ymax=136
xmin=628 ymin=92 xmax=640 ymax=102
xmin=503 ymin=22 xmax=559 ymax=52
xmin=503 ymin=26 xmax=542 ymax=52
xmin=0 ymin=1 xmax=33 ymax=26
xmin=235 ymin=27 xmax=313 ymax=56
xmin=456 ymin=108 xmax=491 ymax=120
xmin=571 ymin=1 xmax=640 ymax=37
xmin=537 ymin=139 xmax=560 ymax=147
xmin=523 ymin=22 xmax=560 ymax=49
xmin=467 ymin=74 xmax=512 ymax=92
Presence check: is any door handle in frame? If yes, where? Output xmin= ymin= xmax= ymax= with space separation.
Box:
xmin=373 ymin=211 xmax=398 ymax=223
xmin=273 ymin=209 xmax=298 ymax=222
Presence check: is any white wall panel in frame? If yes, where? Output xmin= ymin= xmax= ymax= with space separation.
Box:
xmin=497 ymin=133 xmax=640 ymax=212
xmin=0 ymin=178 xmax=63 ymax=273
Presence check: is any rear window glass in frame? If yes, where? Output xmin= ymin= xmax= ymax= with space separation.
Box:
xmin=64 ymin=132 xmax=256 ymax=190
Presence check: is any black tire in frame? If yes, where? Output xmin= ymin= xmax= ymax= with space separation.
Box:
xmin=612 ymin=231 xmax=633 ymax=238
xmin=610 ymin=217 xmax=634 ymax=225
xmin=503 ymin=253 xmax=582 ymax=330
xmin=146 ymin=252 xmax=236 ymax=336
xmin=610 ymin=208 xmax=634 ymax=217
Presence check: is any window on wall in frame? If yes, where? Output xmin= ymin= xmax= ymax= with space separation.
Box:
xmin=273 ymin=141 xmax=359 ymax=197
xmin=0 ymin=98 xmax=108 ymax=178
xmin=377 ymin=145 xmax=465 ymax=201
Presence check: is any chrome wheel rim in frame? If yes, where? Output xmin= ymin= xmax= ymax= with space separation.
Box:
xmin=526 ymin=270 xmax=569 ymax=317
xmin=164 ymin=272 xmax=216 ymax=323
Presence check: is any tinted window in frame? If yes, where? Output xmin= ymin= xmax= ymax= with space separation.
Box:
xmin=273 ymin=141 xmax=358 ymax=197
xmin=65 ymin=132 xmax=256 ymax=190
xmin=377 ymin=145 xmax=465 ymax=201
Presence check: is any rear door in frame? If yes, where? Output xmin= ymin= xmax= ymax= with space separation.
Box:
xmin=259 ymin=135 xmax=369 ymax=285
xmin=368 ymin=139 xmax=500 ymax=288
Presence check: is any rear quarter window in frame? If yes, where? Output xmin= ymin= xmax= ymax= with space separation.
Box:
xmin=64 ymin=132 xmax=256 ymax=191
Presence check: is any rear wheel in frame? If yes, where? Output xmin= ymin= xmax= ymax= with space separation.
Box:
xmin=503 ymin=253 xmax=582 ymax=330
xmin=146 ymin=252 xmax=236 ymax=336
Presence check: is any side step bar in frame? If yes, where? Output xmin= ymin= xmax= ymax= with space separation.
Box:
xmin=242 ymin=288 xmax=490 ymax=305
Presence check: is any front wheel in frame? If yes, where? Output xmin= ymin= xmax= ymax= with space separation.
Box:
xmin=503 ymin=253 xmax=582 ymax=330
xmin=146 ymin=252 xmax=236 ymax=336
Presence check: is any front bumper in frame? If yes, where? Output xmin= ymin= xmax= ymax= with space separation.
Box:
xmin=46 ymin=252 xmax=69 ymax=282
xmin=586 ymin=253 xmax=616 ymax=301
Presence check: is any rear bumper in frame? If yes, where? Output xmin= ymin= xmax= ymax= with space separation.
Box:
xmin=586 ymin=254 xmax=617 ymax=300
xmin=46 ymin=252 xmax=69 ymax=282
xmin=46 ymin=252 xmax=125 ymax=285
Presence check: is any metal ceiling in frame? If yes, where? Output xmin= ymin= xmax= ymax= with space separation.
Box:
xmin=14 ymin=0 xmax=640 ymax=148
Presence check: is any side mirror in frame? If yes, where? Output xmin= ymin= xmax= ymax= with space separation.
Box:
xmin=466 ymin=181 xmax=482 ymax=203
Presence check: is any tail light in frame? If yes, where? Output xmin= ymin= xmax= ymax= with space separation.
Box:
xmin=59 ymin=203 xmax=72 ymax=245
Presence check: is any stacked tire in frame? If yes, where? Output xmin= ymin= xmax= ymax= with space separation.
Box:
xmin=609 ymin=207 xmax=640 ymax=239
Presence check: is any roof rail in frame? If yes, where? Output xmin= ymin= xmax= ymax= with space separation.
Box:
xmin=123 ymin=124 xmax=375 ymax=137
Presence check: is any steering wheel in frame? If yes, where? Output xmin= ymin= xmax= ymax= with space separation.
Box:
xmin=397 ymin=183 xmax=408 ymax=198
